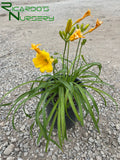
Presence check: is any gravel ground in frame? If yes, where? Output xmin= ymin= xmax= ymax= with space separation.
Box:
xmin=0 ymin=0 xmax=120 ymax=160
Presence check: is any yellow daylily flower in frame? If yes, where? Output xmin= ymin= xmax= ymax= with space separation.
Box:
xmin=87 ymin=18 xmax=103 ymax=33
xmin=30 ymin=43 xmax=41 ymax=54
xmin=32 ymin=50 xmax=54 ymax=73
xmin=69 ymin=29 xmax=85 ymax=41
xmin=74 ymin=9 xmax=92 ymax=25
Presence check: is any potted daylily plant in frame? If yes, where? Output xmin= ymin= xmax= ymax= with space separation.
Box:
xmin=0 ymin=9 xmax=117 ymax=152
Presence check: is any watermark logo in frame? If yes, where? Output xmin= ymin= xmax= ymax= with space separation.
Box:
xmin=1 ymin=2 xmax=54 ymax=21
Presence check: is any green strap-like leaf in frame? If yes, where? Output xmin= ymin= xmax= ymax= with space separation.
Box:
xmin=74 ymin=83 xmax=100 ymax=132
xmin=30 ymin=122 xmax=35 ymax=138
xmin=74 ymin=92 xmax=84 ymax=126
xmin=46 ymin=100 xmax=59 ymax=125
xmin=45 ymin=111 xmax=58 ymax=152
xmin=0 ymin=80 xmax=42 ymax=104
xmin=68 ymin=92 xmax=81 ymax=122
xmin=83 ymin=85 xmax=118 ymax=107
xmin=57 ymin=103 xmax=62 ymax=147
xmin=59 ymin=87 xmax=65 ymax=141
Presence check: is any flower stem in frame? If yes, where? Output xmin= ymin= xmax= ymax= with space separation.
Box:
xmin=76 ymin=45 xmax=82 ymax=69
xmin=67 ymin=41 xmax=70 ymax=77
xmin=53 ymin=63 xmax=55 ymax=75
xmin=72 ymin=38 xmax=81 ymax=74
xmin=63 ymin=41 xmax=67 ymax=69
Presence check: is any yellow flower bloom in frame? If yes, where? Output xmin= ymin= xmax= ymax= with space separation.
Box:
xmin=32 ymin=50 xmax=54 ymax=73
xmin=74 ymin=9 xmax=91 ymax=24
xmin=87 ymin=18 xmax=103 ymax=33
xmin=69 ymin=29 xmax=85 ymax=41
xmin=30 ymin=43 xmax=41 ymax=54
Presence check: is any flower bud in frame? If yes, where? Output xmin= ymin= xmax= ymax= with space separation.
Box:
xmin=76 ymin=24 xmax=80 ymax=29
xmin=54 ymin=52 xmax=59 ymax=55
xmin=62 ymin=31 xmax=66 ymax=38
xmin=53 ymin=58 xmax=58 ymax=64
xmin=59 ymin=31 xmax=64 ymax=40
xmin=65 ymin=19 xmax=72 ymax=33
xmin=80 ymin=23 xmax=84 ymax=32
xmin=84 ymin=24 xmax=90 ymax=31
xmin=81 ymin=39 xmax=87 ymax=45
xmin=69 ymin=27 xmax=75 ymax=36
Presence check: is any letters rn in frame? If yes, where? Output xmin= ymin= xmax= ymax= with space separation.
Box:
xmin=1 ymin=2 xmax=49 ymax=21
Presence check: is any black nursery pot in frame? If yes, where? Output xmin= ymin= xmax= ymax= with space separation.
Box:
xmin=46 ymin=100 xmax=78 ymax=129
xmin=46 ymin=78 xmax=83 ymax=130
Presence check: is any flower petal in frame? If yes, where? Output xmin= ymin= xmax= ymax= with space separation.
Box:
xmin=46 ymin=64 xmax=53 ymax=72
xmin=30 ymin=43 xmax=41 ymax=54
xmin=74 ymin=9 xmax=92 ymax=24
xmin=87 ymin=18 xmax=103 ymax=33
xmin=32 ymin=49 xmax=54 ymax=73
xmin=69 ymin=29 xmax=85 ymax=41
xmin=32 ymin=57 xmax=41 ymax=68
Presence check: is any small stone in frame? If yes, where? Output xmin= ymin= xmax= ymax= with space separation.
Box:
xmin=108 ymin=130 xmax=112 ymax=135
xmin=89 ymin=137 xmax=94 ymax=143
xmin=17 ymin=158 xmax=23 ymax=160
xmin=52 ymin=132 xmax=56 ymax=136
xmin=7 ymin=156 xmax=15 ymax=160
xmin=81 ymin=154 xmax=86 ymax=158
xmin=39 ymin=153 xmax=44 ymax=157
xmin=0 ymin=122 xmax=4 ymax=126
xmin=116 ymin=124 xmax=120 ymax=130
xmin=96 ymin=156 xmax=102 ymax=160
xmin=65 ymin=144 xmax=69 ymax=149
xmin=24 ymin=152 xmax=28 ymax=156
xmin=11 ymin=138 xmax=17 ymax=143
xmin=118 ymin=136 xmax=120 ymax=145
xmin=20 ymin=125 xmax=25 ymax=131
xmin=74 ymin=146 xmax=79 ymax=151
xmin=48 ymin=150 xmax=52 ymax=156
xmin=117 ymin=153 xmax=120 ymax=158
xmin=69 ymin=151 xmax=72 ymax=157
xmin=101 ymin=151 xmax=104 ymax=155
xmin=52 ymin=155 xmax=57 ymax=160
xmin=3 ymin=142 xmax=8 ymax=147
xmin=6 ymin=131 xmax=11 ymax=136
xmin=4 ymin=144 xmax=15 ymax=156
xmin=15 ymin=148 xmax=19 ymax=152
